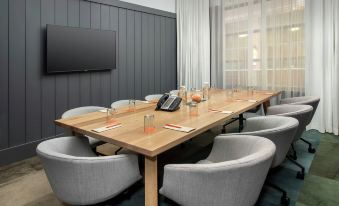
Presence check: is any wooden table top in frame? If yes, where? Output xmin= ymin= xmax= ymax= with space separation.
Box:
xmin=55 ymin=89 xmax=280 ymax=157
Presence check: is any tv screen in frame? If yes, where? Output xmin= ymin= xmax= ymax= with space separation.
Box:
xmin=47 ymin=25 xmax=116 ymax=73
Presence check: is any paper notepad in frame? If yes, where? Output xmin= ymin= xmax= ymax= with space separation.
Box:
xmin=92 ymin=124 xmax=122 ymax=133
xmin=209 ymin=109 xmax=233 ymax=114
xmin=248 ymin=99 xmax=258 ymax=103
xmin=164 ymin=124 xmax=195 ymax=133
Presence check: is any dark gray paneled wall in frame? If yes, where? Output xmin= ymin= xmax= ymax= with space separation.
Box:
xmin=0 ymin=0 xmax=176 ymax=164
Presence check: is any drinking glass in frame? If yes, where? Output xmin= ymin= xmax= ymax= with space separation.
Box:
xmin=202 ymin=82 xmax=210 ymax=101
xmin=247 ymin=86 xmax=255 ymax=96
xmin=106 ymin=107 xmax=117 ymax=124
xmin=128 ymin=100 xmax=136 ymax=112
xmin=179 ymin=86 xmax=187 ymax=105
xmin=226 ymin=89 xmax=234 ymax=100
xmin=189 ymin=102 xmax=199 ymax=116
xmin=144 ymin=114 xmax=156 ymax=134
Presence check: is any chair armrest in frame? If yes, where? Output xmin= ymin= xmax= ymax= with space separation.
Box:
xmin=40 ymin=154 xmax=141 ymax=205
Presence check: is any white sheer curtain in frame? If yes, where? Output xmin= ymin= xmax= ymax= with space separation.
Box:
xmin=210 ymin=0 xmax=305 ymax=98
xmin=176 ymin=0 xmax=210 ymax=89
xmin=305 ymin=0 xmax=339 ymax=135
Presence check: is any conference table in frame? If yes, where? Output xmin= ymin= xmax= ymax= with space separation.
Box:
xmin=55 ymin=89 xmax=280 ymax=206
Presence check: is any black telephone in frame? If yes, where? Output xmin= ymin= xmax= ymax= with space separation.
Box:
xmin=155 ymin=94 xmax=182 ymax=112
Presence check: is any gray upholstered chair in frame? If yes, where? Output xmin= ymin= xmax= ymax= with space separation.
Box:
xmin=225 ymin=116 xmax=299 ymax=205
xmin=111 ymin=99 xmax=134 ymax=108
xmin=266 ymin=104 xmax=313 ymax=179
xmin=36 ymin=136 xmax=141 ymax=205
xmin=62 ymin=106 xmax=106 ymax=147
xmin=160 ymin=135 xmax=276 ymax=206
xmin=280 ymin=96 xmax=320 ymax=152
xmin=280 ymin=96 xmax=320 ymax=124
xmin=145 ymin=94 xmax=163 ymax=102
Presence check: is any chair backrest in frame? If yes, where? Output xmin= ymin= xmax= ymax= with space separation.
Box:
xmin=161 ymin=135 xmax=276 ymax=206
xmin=239 ymin=116 xmax=298 ymax=168
xmin=61 ymin=106 xmax=106 ymax=119
xmin=267 ymin=104 xmax=313 ymax=142
xmin=280 ymin=96 xmax=320 ymax=124
xmin=36 ymin=136 xmax=141 ymax=205
xmin=145 ymin=94 xmax=163 ymax=102
xmin=111 ymin=100 xmax=131 ymax=108
xmin=36 ymin=136 xmax=98 ymax=203
xmin=208 ymin=135 xmax=275 ymax=206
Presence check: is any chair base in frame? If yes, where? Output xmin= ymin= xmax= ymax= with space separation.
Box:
xmin=287 ymin=156 xmax=305 ymax=180
xmin=300 ymin=138 xmax=316 ymax=153
xmin=290 ymin=143 xmax=298 ymax=160
xmin=265 ymin=182 xmax=290 ymax=206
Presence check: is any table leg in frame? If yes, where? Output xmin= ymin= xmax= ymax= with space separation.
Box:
xmin=239 ymin=113 xmax=244 ymax=132
xmin=145 ymin=156 xmax=158 ymax=206
xmin=263 ymin=100 xmax=271 ymax=115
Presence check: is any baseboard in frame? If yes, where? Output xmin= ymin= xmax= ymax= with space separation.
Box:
xmin=0 ymin=135 xmax=62 ymax=166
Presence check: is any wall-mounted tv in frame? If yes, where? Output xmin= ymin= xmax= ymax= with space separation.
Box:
xmin=47 ymin=24 xmax=116 ymax=73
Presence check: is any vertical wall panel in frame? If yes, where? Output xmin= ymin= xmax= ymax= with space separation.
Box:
xmin=154 ymin=16 xmax=161 ymax=94
xmin=8 ymin=0 xmax=26 ymax=146
xmin=90 ymin=3 xmax=102 ymax=106
xmin=160 ymin=17 xmax=168 ymax=93
xmin=148 ymin=15 xmax=155 ymax=94
xmin=134 ymin=12 xmax=142 ymax=100
xmin=0 ymin=0 xmax=9 ymax=149
xmin=55 ymin=0 xmax=69 ymax=134
xmin=141 ymin=13 xmax=149 ymax=97
xmin=126 ymin=10 xmax=135 ymax=99
xmin=68 ymin=0 xmax=81 ymax=109
xmin=79 ymin=0 xmax=91 ymax=106
xmin=118 ymin=8 xmax=128 ymax=99
xmin=26 ymin=0 xmax=42 ymax=142
xmin=100 ymin=5 xmax=111 ymax=107
xmin=169 ymin=18 xmax=177 ymax=89
xmin=41 ymin=0 xmax=56 ymax=138
xmin=109 ymin=6 xmax=119 ymax=102
xmin=0 ymin=0 xmax=176 ymax=164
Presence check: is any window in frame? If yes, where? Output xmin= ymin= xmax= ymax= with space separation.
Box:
xmin=222 ymin=0 xmax=305 ymax=96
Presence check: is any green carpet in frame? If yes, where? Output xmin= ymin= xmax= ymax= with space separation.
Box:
xmin=95 ymin=129 xmax=327 ymax=206
xmin=296 ymin=132 xmax=339 ymax=206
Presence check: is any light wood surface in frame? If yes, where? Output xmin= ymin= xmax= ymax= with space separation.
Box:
xmin=54 ymin=89 xmax=279 ymax=206
xmin=55 ymin=89 xmax=279 ymax=157
xmin=145 ymin=156 xmax=158 ymax=206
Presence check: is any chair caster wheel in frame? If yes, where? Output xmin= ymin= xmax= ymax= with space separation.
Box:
xmin=292 ymin=154 xmax=297 ymax=160
xmin=281 ymin=196 xmax=290 ymax=206
xmin=296 ymin=171 xmax=305 ymax=180
xmin=308 ymin=147 xmax=316 ymax=153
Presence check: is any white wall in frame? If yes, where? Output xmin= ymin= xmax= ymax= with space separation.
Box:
xmin=119 ymin=0 xmax=176 ymax=13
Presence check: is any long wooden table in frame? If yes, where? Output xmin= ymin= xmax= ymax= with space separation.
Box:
xmin=55 ymin=89 xmax=279 ymax=206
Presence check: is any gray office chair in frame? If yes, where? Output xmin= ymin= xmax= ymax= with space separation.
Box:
xmin=62 ymin=106 xmax=106 ymax=147
xmin=225 ymin=116 xmax=299 ymax=205
xmin=280 ymin=96 xmax=320 ymax=153
xmin=160 ymin=135 xmax=276 ymax=206
xmin=111 ymin=99 xmax=134 ymax=108
xmin=145 ymin=94 xmax=163 ymax=102
xmin=266 ymin=104 xmax=313 ymax=179
xmin=36 ymin=136 xmax=141 ymax=205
